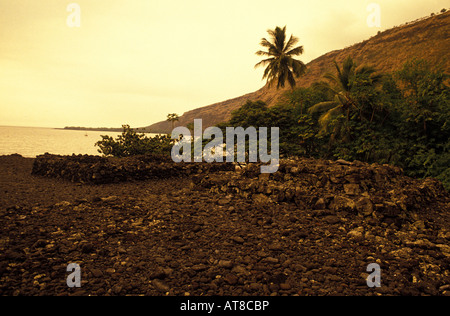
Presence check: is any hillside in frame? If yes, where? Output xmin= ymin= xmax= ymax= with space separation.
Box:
xmin=146 ymin=11 xmax=450 ymax=134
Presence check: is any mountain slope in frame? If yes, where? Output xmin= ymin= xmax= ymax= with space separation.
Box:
xmin=146 ymin=11 xmax=450 ymax=133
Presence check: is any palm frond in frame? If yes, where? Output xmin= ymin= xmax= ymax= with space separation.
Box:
xmin=284 ymin=35 xmax=299 ymax=52
xmin=285 ymin=45 xmax=304 ymax=57
xmin=255 ymin=50 xmax=272 ymax=57
xmin=308 ymin=101 xmax=339 ymax=114
xmin=254 ymin=57 xmax=275 ymax=69
xmin=338 ymin=57 xmax=356 ymax=91
xmin=287 ymin=69 xmax=296 ymax=89
xmin=291 ymin=59 xmax=307 ymax=76
xmin=317 ymin=104 xmax=344 ymax=132
xmin=259 ymin=38 xmax=275 ymax=49
xmin=323 ymin=72 xmax=338 ymax=86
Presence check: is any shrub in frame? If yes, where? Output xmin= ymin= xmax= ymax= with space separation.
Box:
xmin=95 ymin=125 xmax=174 ymax=157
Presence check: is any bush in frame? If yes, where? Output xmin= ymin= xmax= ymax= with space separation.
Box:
xmin=96 ymin=125 xmax=174 ymax=157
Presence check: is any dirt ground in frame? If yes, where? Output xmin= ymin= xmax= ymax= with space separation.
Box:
xmin=0 ymin=154 xmax=449 ymax=296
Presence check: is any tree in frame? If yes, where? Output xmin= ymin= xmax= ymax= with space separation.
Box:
xmin=396 ymin=58 xmax=449 ymax=136
xmin=167 ymin=113 xmax=180 ymax=130
xmin=255 ymin=26 xmax=307 ymax=90
xmin=96 ymin=125 xmax=174 ymax=157
xmin=228 ymin=100 xmax=269 ymax=127
xmin=308 ymin=56 xmax=381 ymax=134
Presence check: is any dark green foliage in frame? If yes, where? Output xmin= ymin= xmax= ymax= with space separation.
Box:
xmin=95 ymin=125 xmax=174 ymax=157
xmin=225 ymin=87 xmax=328 ymax=158
xmin=97 ymin=58 xmax=448 ymax=190
xmin=224 ymin=58 xmax=449 ymax=190
xmin=390 ymin=59 xmax=450 ymax=188
xmin=228 ymin=100 xmax=269 ymax=127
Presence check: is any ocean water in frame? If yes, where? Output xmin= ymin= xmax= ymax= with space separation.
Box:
xmin=0 ymin=126 xmax=131 ymax=158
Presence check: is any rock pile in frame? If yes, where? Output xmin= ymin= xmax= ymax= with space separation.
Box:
xmin=31 ymin=154 xmax=235 ymax=184
xmin=1 ymin=154 xmax=449 ymax=296
xmin=192 ymin=157 xmax=449 ymax=226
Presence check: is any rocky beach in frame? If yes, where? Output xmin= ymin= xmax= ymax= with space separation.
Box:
xmin=0 ymin=154 xmax=449 ymax=296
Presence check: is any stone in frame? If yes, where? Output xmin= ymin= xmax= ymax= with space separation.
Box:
xmin=330 ymin=195 xmax=356 ymax=212
xmin=336 ymin=159 xmax=352 ymax=165
xmin=224 ymin=274 xmax=238 ymax=285
xmin=81 ymin=243 xmax=95 ymax=254
xmin=344 ymin=184 xmax=360 ymax=195
xmin=355 ymin=197 xmax=374 ymax=216
xmin=249 ymin=283 xmax=262 ymax=291
xmin=348 ymin=227 xmax=364 ymax=239
xmin=101 ymin=196 xmax=119 ymax=203
xmin=314 ymin=198 xmax=327 ymax=210
xmin=152 ymin=279 xmax=170 ymax=293
xmin=280 ymin=283 xmax=291 ymax=290
xmin=252 ymin=194 xmax=272 ymax=205
xmin=231 ymin=266 xmax=248 ymax=275
xmin=55 ymin=201 xmax=71 ymax=207
xmin=217 ymin=198 xmax=232 ymax=206
xmin=268 ymin=243 xmax=283 ymax=251
xmin=90 ymin=269 xmax=103 ymax=278
xmin=218 ymin=260 xmax=233 ymax=269
xmin=231 ymin=236 xmax=245 ymax=244
xmin=262 ymin=257 xmax=279 ymax=264
xmin=112 ymin=285 xmax=122 ymax=295
xmin=437 ymin=244 xmax=450 ymax=257
xmin=390 ymin=247 xmax=413 ymax=258
xmin=191 ymin=264 xmax=208 ymax=272
xmin=150 ymin=267 xmax=168 ymax=279
xmin=324 ymin=215 xmax=341 ymax=224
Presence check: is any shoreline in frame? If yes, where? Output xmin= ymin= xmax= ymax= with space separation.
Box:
xmin=0 ymin=154 xmax=449 ymax=296
xmin=59 ymin=127 xmax=155 ymax=133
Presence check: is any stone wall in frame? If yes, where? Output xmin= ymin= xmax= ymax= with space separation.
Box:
xmin=31 ymin=154 xmax=449 ymax=225
xmin=31 ymin=154 xmax=235 ymax=184
xmin=191 ymin=157 xmax=449 ymax=225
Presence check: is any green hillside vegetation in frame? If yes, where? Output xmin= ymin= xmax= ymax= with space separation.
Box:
xmin=96 ymin=57 xmax=449 ymax=190
xmin=220 ymin=58 xmax=450 ymax=189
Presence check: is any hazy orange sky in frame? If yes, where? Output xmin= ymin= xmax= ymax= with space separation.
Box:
xmin=0 ymin=0 xmax=448 ymax=128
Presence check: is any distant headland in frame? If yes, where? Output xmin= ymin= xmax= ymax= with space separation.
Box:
xmin=60 ymin=126 xmax=151 ymax=133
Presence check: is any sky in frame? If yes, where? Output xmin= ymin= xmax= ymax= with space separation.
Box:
xmin=0 ymin=0 xmax=448 ymax=128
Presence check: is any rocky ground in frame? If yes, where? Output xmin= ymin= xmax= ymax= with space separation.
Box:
xmin=0 ymin=154 xmax=449 ymax=296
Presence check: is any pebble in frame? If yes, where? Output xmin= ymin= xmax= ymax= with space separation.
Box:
xmin=101 ymin=196 xmax=119 ymax=203
xmin=262 ymin=257 xmax=279 ymax=264
xmin=152 ymin=279 xmax=170 ymax=293
xmin=218 ymin=260 xmax=233 ymax=268
xmin=231 ymin=236 xmax=245 ymax=244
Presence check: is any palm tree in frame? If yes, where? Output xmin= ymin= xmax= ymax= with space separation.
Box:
xmin=308 ymin=56 xmax=381 ymax=134
xmin=167 ymin=113 xmax=180 ymax=130
xmin=255 ymin=26 xmax=307 ymax=90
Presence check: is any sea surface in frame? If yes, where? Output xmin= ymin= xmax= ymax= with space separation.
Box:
xmin=0 ymin=126 xmax=150 ymax=158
